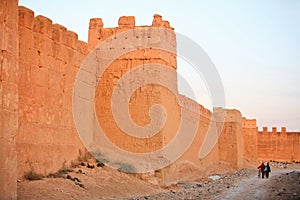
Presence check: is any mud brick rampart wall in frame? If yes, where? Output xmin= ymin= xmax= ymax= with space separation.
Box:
xmin=257 ymin=127 xmax=300 ymax=162
xmin=1 ymin=2 xmax=300 ymax=198
xmin=17 ymin=6 xmax=87 ymax=178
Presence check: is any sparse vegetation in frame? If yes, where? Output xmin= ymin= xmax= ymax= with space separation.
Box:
xmin=47 ymin=160 xmax=73 ymax=178
xmin=24 ymin=169 xmax=44 ymax=181
xmin=47 ymin=168 xmax=73 ymax=178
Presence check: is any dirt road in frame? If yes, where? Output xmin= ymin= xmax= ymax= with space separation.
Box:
xmin=222 ymin=169 xmax=293 ymax=200
xmin=132 ymin=166 xmax=300 ymax=200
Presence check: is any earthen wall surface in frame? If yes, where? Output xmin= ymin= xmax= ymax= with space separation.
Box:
xmin=242 ymin=118 xmax=258 ymax=166
xmin=17 ymin=6 xmax=87 ymax=177
xmin=218 ymin=109 xmax=244 ymax=169
xmin=91 ymin=16 xmax=178 ymax=154
xmin=162 ymin=96 xmax=219 ymax=185
xmin=0 ymin=0 xmax=19 ymax=199
xmin=257 ymin=127 xmax=300 ymax=162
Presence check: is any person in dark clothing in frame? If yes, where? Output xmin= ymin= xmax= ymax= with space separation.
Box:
xmin=265 ymin=162 xmax=271 ymax=178
xmin=257 ymin=162 xmax=265 ymax=178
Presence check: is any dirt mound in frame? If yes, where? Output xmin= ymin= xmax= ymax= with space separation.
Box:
xmin=18 ymin=163 xmax=162 ymax=200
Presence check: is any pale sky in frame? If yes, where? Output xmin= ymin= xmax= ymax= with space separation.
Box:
xmin=19 ymin=0 xmax=300 ymax=131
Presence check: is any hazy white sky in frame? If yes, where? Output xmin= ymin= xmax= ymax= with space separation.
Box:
xmin=19 ymin=0 xmax=300 ymax=131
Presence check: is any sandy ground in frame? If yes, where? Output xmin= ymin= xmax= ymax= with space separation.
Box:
xmin=17 ymin=162 xmax=300 ymax=200
xmin=18 ymin=163 xmax=162 ymax=200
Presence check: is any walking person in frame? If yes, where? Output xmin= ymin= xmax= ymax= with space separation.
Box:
xmin=265 ymin=162 xmax=271 ymax=178
xmin=257 ymin=161 xmax=261 ymax=178
xmin=257 ymin=162 xmax=265 ymax=178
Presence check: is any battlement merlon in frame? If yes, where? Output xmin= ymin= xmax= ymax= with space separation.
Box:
xmin=118 ymin=16 xmax=135 ymax=28
xmin=242 ymin=117 xmax=257 ymax=129
xmin=152 ymin=14 xmax=173 ymax=29
xmin=281 ymin=127 xmax=287 ymax=133
xmin=88 ymin=14 xmax=175 ymax=48
xmin=260 ymin=126 xmax=288 ymax=134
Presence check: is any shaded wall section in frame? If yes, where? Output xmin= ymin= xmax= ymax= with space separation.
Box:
xmin=218 ymin=109 xmax=244 ymax=169
xmin=0 ymin=0 xmax=19 ymax=199
xmin=242 ymin=118 xmax=258 ymax=166
xmin=161 ymin=96 xmax=220 ymax=185
xmin=0 ymin=0 xmax=18 ymax=199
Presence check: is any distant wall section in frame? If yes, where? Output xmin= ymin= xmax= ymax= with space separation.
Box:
xmin=257 ymin=127 xmax=300 ymax=162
